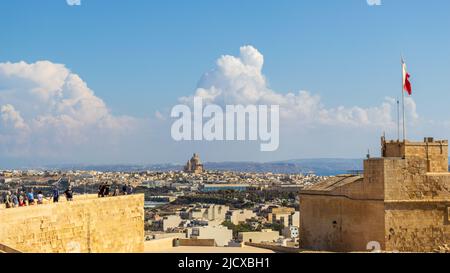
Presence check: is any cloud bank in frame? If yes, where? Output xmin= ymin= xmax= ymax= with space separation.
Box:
xmin=0 ymin=61 xmax=137 ymax=158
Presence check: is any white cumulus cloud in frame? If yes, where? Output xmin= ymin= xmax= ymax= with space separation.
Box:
xmin=1 ymin=104 xmax=29 ymax=131
xmin=179 ymin=45 xmax=416 ymax=129
xmin=0 ymin=47 xmax=425 ymax=164
xmin=0 ymin=61 xmax=138 ymax=157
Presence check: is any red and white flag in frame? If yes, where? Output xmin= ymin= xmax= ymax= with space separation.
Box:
xmin=402 ymin=58 xmax=412 ymax=95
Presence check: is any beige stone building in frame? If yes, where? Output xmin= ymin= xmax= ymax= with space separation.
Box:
xmin=226 ymin=209 xmax=257 ymax=225
xmin=238 ymin=229 xmax=280 ymax=244
xmin=162 ymin=215 xmax=183 ymax=232
xmin=267 ymin=207 xmax=299 ymax=227
xmin=187 ymin=204 xmax=229 ymax=223
xmin=184 ymin=153 xmax=204 ymax=174
xmin=300 ymin=137 xmax=450 ymax=252
xmin=187 ymin=225 xmax=233 ymax=247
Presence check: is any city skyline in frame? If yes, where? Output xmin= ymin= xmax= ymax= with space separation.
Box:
xmin=1 ymin=0 xmax=450 ymax=167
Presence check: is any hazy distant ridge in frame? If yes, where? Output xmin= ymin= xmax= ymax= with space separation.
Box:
xmin=44 ymin=159 xmax=363 ymax=176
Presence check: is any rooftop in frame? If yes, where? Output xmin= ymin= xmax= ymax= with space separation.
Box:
xmin=144 ymin=243 xmax=275 ymax=253
xmin=301 ymin=174 xmax=363 ymax=193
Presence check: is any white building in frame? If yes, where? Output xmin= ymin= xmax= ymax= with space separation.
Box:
xmin=162 ymin=215 xmax=182 ymax=232
xmin=205 ymin=204 xmax=229 ymax=223
xmin=268 ymin=209 xmax=300 ymax=228
xmin=282 ymin=226 xmax=299 ymax=240
xmin=187 ymin=204 xmax=229 ymax=224
xmin=187 ymin=225 xmax=233 ymax=247
xmin=226 ymin=209 xmax=256 ymax=225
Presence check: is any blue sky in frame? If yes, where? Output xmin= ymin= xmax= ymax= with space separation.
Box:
xmin=1 ymin=0 xmax=450 ymax=167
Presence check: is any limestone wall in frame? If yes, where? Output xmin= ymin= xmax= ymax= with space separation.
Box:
xmin=385 ymin=201 xmax=450 ymax=252
xmin=383 ymin=141 xmax=405 ymax=158
xmin=144 ymin=238 xmax=176 ymax=252
xmin=405 ymin=142 xmax=448 ymax=173
xmin=245 ymin=242 xmax=300 ymax=253
xmin=299 ymin=159 xmax=385 ymax=252
xmin=0 ymin=194 xmax=144 ymax=253
xmin=299 ymin=195 xmax=385 ymax=252
xmin=178 ymin=238 xmax=216 ymax=247
xmin=383 ymin=140 xmax=448 ymax=173
xmin=238 ymin=230 xmax=280 ymax=244
xmin=383 ymin=158 xmax=450 ymax=201
xmin=352 ymin=159 xmax=384 ymax=200
xmin=300 ymin=138 xmax=450 ymax=252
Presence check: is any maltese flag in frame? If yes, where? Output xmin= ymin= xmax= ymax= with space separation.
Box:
xmin=402 ymin=58 xmax=412 ymax=95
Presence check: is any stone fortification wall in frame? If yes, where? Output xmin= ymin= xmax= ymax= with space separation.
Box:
xmin=0 ymin=194 xmax=144 ymax=253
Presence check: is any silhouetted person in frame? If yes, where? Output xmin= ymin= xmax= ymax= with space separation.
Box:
xmin=113 ymin=187 xmax=120 ymax=196
xmin=18 ymin=195 xmax=26 ymax=207
xmin=64 ymin=186 xmax=74 ymax=202
xmin=3 ymin=191 xmax=12 ymax=209
xmin=98 ymin=183 xmax=106 ymax=197
xmin=104 ymin=183 xmax=111 ymax=197
xmin=27 ymin=189 xmax=35 ymax=205
xmin=126 ymin=183 xmax=133 ymax=195
xmin=11 ymin=192 xmax=18 ymax=208
xmin=37 ymin=191 xmax=44 ymax=205
xmin=52 ymin=187 xmax=60 ymax=203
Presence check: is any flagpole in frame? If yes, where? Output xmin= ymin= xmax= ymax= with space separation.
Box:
xmin=397 ymin=98 xmax=400 ymax=141
xmin=401 ymin=56 xmax=406 ymax=142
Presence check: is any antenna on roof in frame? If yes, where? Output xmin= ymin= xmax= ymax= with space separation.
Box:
xmin=366 ymin=149 xmax=371 ymax=159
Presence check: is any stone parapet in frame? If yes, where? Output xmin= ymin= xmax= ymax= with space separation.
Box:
xmin=0 ymin=194 xmax=144 ymax=253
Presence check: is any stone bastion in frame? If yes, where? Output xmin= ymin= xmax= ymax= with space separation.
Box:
xmin=0 ymin=194 xmax=145 ymax=253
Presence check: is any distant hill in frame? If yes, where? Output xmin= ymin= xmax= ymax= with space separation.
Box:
xmin=44 ymin=158 xmax=363 ymax=176
xmin=204 ymin=159 xmax=363 ymax=176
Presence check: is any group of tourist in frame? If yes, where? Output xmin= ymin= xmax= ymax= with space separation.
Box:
xmin=2 ymin=182 xmax=134 ymax=208
xmin=1 ymin=186 xmax=74 ymax=209
xmin=98 ymin=183 xmax=133 ymax=198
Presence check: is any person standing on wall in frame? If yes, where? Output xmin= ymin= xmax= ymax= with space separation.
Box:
xmin=64 ymin=186 xmax=74 ymax=202
xmin=27 ymin=189 xmax=35 ymax=205
xmin=52 ymin=186 xmax=60 ymax=203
